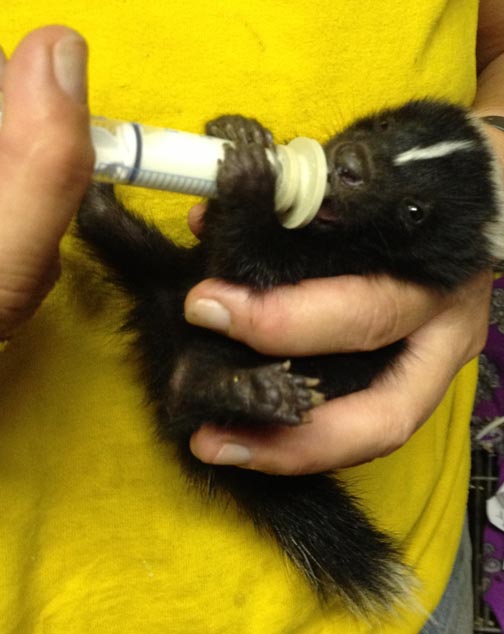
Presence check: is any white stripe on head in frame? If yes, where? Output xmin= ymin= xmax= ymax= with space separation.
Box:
xmin=393 ymin=140 xmax=475 ymax=165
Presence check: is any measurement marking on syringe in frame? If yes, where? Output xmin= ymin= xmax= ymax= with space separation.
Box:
xmin=129 ymin=123 xmax=143 ymax=184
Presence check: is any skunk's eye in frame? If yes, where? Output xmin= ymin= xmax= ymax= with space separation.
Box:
xmin=400 ymin=198 xmax=430 ymax=227
xmin=406 ymin=202 xmax=425 ymax=223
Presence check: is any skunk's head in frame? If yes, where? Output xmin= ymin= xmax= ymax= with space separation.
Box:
xmin=317 ymin=99 xmax=504 ymax=287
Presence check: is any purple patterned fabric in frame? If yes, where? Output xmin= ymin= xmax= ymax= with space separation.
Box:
xmin=481 ymin=462 xmax=504 ymax=630
xmin=472 ymin=277 xmax=504 ymax=629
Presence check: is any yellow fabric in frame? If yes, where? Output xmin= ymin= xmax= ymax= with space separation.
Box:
xmin=0 ymin=2 xmax=479 ymax=632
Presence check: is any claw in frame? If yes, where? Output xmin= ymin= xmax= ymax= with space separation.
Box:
xmin=300 ymin=411 xmax=314 ymax=425
xmin=310 ymin=391 xmax=326 ymax=407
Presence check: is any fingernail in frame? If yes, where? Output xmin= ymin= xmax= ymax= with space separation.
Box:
xmin=185 ymin=298 xmax=231 ymax=333
xmin=53 ymin=34 xmax=88 ymax=103
xmin=214 ymin=443 xmax=252 ymax=465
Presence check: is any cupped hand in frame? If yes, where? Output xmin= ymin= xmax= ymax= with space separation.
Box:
xmin=0 ymin=26 xmax=93 ymax=339
xmin=185 ymin=267 xmax=491 ymax=474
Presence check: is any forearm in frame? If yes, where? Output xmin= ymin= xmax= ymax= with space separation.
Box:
xmin=473 ymin=0 xmax=504 ymax=165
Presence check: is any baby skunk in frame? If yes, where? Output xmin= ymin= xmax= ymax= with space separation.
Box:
xmin=76 ymin=99 xmax=504 ymax=614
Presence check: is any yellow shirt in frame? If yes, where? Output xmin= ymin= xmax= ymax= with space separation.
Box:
xmin=0 ymin=2 xmax=479 ymax=632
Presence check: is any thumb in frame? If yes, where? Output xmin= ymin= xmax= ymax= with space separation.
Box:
xmin=0 ymin=26 xmax=94 ymax=335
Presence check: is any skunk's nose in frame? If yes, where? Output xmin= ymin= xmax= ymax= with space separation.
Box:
xmin=328 ymin=143 xmax=371 ymax=188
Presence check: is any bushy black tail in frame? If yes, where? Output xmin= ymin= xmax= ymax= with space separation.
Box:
xmin=182 ymin=448 xmax=414 ymax=614
xmin=77 ymin=184 xmax=414 ymax=614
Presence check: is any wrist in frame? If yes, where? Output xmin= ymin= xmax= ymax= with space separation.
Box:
xmin=472 ymin=112 xmax=504 ymax=180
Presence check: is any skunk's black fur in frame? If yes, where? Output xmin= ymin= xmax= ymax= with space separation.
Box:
xmin=76 ymin=100 xmax=504 ymax=613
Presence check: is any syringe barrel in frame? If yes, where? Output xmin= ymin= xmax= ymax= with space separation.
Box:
xmin=91 ymin=117 xmax=226 ymax=197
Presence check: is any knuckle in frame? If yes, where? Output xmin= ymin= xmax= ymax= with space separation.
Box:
xmin=377 ymin=418 xmax=410 ymax=457
xmin=448 ymin=271 xmax=493 ymax=362
xmin=31 ymin=134 xmax=93 ymax=182
xmin=258 ymin=454 xmax=324 ymax=476
xmin=0 ymin=288 xmax=41 ymax=335
xmin=373 ymin=397 xmax=416 ymax=457
xmin=246 ymin=297 xmax=291 ymax=354
xmin=360 ymin=300 xmax=400 ymax=351
xmin=470 ymin=323 xmax=490 ymax=358
xmin=3 ymin=115 xmax=94 ymax=190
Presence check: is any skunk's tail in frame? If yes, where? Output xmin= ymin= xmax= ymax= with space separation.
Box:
xmin=184 ymin=449 xmax=414 ymax=614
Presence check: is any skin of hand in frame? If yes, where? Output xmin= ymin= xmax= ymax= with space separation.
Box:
xmin=186 ymin=1 xmax=504 ymax=475
xmin=0 ymin=26 xmax=93 ymax=339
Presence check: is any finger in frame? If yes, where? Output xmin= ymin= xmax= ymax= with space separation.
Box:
xmin=189 ymin=326 xmax=473 ymax=475
xmin=185 ymin=274 xmax=445 ymax=356
xmin=187 ymin=202 xmax=206 ymax=236
xmin=0 ymin=26 xmax=94 ymax=335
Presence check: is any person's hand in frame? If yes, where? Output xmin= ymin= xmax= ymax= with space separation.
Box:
xmin=0 ymin=26 xmax=93 ymax=339
xmin=184 ymin=265 xmax=491 ymax=475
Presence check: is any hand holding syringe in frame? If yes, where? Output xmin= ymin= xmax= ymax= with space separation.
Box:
xmin=0 ymin=92 xmax=328 ymax=229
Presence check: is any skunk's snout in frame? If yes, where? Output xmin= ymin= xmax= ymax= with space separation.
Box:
xmin=327 ymin=143 xmax=371 ymax=191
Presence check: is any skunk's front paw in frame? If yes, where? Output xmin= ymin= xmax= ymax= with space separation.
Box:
xmin=206 ymin=114 xmax=274 ymax=149
xmin=216 ymin=142 xmax=276 ymax=208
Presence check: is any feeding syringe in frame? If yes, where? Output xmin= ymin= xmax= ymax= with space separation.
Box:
xmin=89 ymin=116 xmax=328 ymax=228
xmin=0 ymin=96 xmax=329 ymax=229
